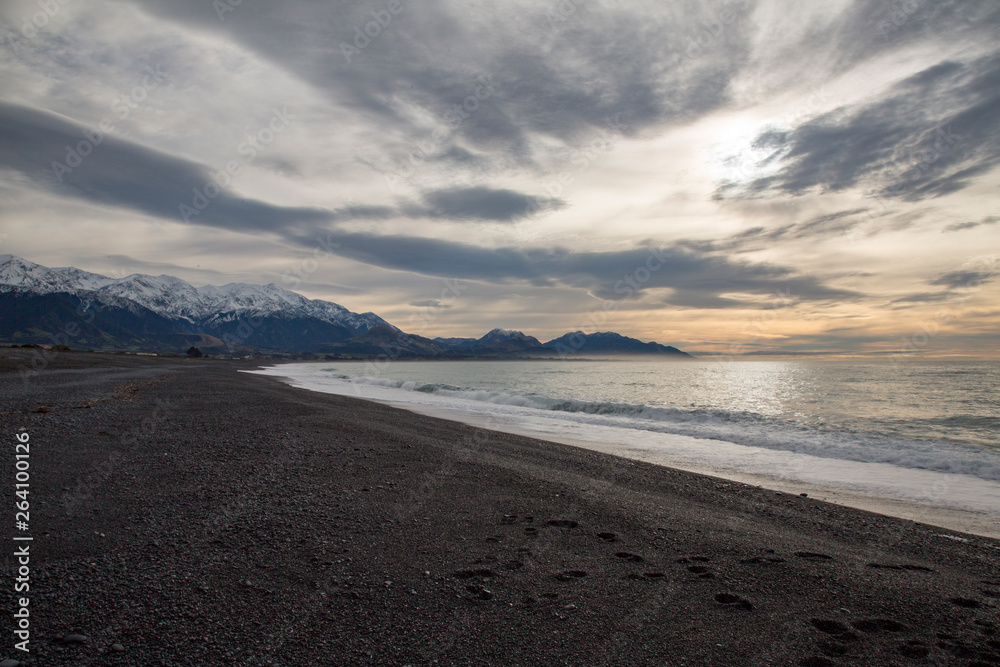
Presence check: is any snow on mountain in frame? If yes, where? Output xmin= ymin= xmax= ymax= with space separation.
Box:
xmin=472 ymin=328 xmax=545 ymax=351
xmin=51 ymin=266 xmax=117 ymax=291
xmin=0 ymin=255 xmax=396 ymax=333
xmin=196 ymin=282 xmax=395 ymax=332
xmin=0 ymin=255 xmax=80 ymax=294
xmin=477 ymin=328 xmax=531 ymax=344
xmin=480 ymin=328 xmax=519 ymax=340
xmin=97 ymin=274 xmax=211 ymax=323
xmin=433 ymin=336 xmax=479 ymax=348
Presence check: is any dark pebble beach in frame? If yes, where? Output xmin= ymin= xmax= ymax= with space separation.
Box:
xmin=1 ymin=349 xmax=997 ymax=666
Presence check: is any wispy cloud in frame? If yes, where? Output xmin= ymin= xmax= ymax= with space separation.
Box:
xmin=1 ymin=0 xmax=998 ymax=351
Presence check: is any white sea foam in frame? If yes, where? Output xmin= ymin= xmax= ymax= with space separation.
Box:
xmin=308 ymin=371 xmax=1000 ymax=482
xmin=248 ymin=361 xmax=1000 ymax=537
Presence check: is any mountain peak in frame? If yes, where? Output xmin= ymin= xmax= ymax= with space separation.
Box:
xmin=479 ymin=328 xmax=524 ymax=341
xmin=0 ymin=256 xmax=397 ymax=350
xmin=543 ymin=331 xmax=693 ymax=357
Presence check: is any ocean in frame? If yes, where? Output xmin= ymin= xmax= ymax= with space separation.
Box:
xmin=250 ymin=358 xmax=1000 ymax=535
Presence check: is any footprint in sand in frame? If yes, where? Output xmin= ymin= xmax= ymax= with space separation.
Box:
xmin=553 ymin=570 xmax=587 ymax=581
xmin=714 ymin=593 xmax=753 ymax=611
xmin=949 ymin=597 xmax=981 ymax=609
xmin=809 ymin=619 xmax=859 ymax=643
xmin=465 ymin=584 xmax=493 ymax=600
xmin=614 ymin=552 xmax=645 ymax=563
xmin=816 ymin=639 xmax=847 ymax=657
xmin=546 ymin=519 xmax=579 ymax=529
xmin=897 ymin=640 xmax=929 ymax=659
xmin=936 ymin=636 xmax=976 ymax=659
xmin=677 ymin=557 xmax=715 ymax=579
xmin=810 ymin=619 xmax=850 ymax=634
xmin=597 ymin=532 xmax=618 ymax=542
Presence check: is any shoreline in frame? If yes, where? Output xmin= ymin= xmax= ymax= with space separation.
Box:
xmin=2 ymin=350 xmax=998 ymax=665
xmin=253 ymin=362 xmax=1000 ymax=540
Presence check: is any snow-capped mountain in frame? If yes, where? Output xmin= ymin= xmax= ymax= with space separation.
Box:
xmin=50 ymin=266 xmax=118 ymax=291
xmin=2 ymin=256 xmax=694 ymax=358
xmin=431 ymin=328 xmax=548 ymax=355
xmin=476 ymin=328 xmax=532 ymax=344
xmin=0 ymin=255 xmax=396 ymax=352
xmin=0 ymin=254 xmax=82 ymax=294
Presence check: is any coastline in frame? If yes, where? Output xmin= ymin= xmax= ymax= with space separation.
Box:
xmin=2 ymin=350 xmax=998 ymax=666
xmin=254 ymin=362 xmax=1000 ymax=540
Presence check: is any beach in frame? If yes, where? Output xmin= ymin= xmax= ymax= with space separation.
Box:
xmin=1 ymin=350 xmax=998 ymax=666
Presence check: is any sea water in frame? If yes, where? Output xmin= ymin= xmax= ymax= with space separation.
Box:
xmin=249 ymin=359 xmax=1000 ymax=536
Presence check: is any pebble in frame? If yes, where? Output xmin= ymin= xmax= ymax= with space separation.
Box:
xmin=0 ymin=659 xmax=21 ymax=667
xmin=63 ymin=634 xmax=89 ymax=644
xmin=111 ymin=643 xmax=125 ymax=652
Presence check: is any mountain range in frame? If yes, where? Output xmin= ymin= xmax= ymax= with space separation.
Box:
xmin=0 ymin=255 xmax=692 ymax=358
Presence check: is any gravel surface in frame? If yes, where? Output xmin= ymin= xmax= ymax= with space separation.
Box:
xmin=0 ymin=349 xmax=997 ymax=666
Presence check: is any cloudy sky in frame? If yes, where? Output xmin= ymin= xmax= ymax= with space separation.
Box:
xmin=1 ymin=0 xmax=998 ymax=355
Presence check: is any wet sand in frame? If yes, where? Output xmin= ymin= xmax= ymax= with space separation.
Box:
xmin=1 ymin=349 xmax=998 ymax=666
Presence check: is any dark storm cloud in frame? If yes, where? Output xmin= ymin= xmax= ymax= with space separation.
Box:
xmin=0 ymin=101 xmax=336 ymax=230
xmin=892 ymin=262 xmax=999 ymax=305
xmin=728 ymin=47 xmax=1000 ymax=201
xmin=411 ymin=186 xmax=563 ymax=221
xmin=0 ymin=101 xmax=854 ymax=309
xmin=943 ymin=216 xmax=999 ymax=233
xmin=288 ymin=229 xmax=858 ymax=308
xmin=0 ymin=103 xmax=555 ymax=227
xmin=929 ymin=268 xmax=999 ymax=290
xmin=127 ymin=0 xmax=757 ymax=170
xmin=682 ymin=208 xmax=871 ymax=253
xmin=409 ymin=299 xmax=451 ymax=309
